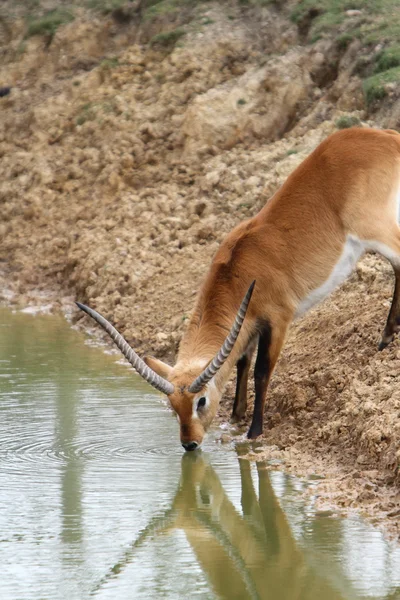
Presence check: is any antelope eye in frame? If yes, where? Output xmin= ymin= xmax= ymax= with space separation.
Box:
xmin=197 ymin=397 xmax=206 ymax=410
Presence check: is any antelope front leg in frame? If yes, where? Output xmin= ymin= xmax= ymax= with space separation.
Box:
xmin=231 ymin=339 xmax=257 ymax=422
xmin=247 ymin=318 xmax=288 ymax=439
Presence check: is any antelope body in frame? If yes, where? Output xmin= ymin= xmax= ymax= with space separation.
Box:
xmin=77 ymin=127 xmax=400 ymax=450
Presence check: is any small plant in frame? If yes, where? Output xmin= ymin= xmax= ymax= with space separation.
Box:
xmin=150 ymin=28 xmax=186 ymax=47
xmin=86 ymin=0 xmax=125 ymax=15
xmin=17 ymin=41 xmax=26 ymax=55
xmin=363 ymin=66 xmax=400 ymax=106
xmin=25 ymin=9 xmax=74 ymax=39
xmin=363 ymin=78 xmax=387 ymax=105
xmin=237 ymin=98 xmax=247 ymax=106
xmin=73 ymin=80 xmax=81 ymax=87
xmin=100 ymin=57 xmax=120 ymax=70
xmin=335 ymin=115 xmax=361 ymax=129
xmin=286 ymin=149 xmax=298 ymax=156
xmin=76 ymin=102 xmax=96 ymax=126
xmin=374 ymin=45 xmax=400 ymax=74
xmin=336 ymin=32 xmax=354 ymax=49
xmin=143 ymin=0 xmax=180 ymax=22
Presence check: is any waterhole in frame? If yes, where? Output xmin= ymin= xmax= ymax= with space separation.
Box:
xmin=0 ymin=307 xmax=399 ymax=599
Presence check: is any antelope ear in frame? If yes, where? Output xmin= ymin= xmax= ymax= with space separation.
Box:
xmin=144 ymin=356 xmax=172 ymax=379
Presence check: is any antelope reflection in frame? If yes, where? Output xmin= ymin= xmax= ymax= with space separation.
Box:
xmin=93 ymin=452 xmax=344 ymax=599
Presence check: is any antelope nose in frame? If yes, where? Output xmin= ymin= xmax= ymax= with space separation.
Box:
xmin=182 ymin=441 xmax=198 ymax=452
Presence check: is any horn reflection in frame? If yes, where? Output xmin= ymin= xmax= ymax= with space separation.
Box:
xmin=92 ymin=451 xmax=346 ymax=599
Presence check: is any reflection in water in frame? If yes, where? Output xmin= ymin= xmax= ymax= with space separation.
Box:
xmin=94 ymin=452 xmax=346 ymax=599
xmin=55 ymin=366 xmax=83 ymax=550
xmin=0 ymin=308 xmax=400 ymax=600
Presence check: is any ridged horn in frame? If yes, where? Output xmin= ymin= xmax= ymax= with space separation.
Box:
xmin=188 ymin=280 xmax=255 ymax=394
xmin=76 ymin=302 xmax=175 ymax=396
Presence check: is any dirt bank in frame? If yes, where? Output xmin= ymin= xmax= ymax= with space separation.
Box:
xmin=0 ymin=1 xmax=399 ymax=537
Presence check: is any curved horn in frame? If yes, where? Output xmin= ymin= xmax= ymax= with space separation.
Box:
xmin=188 ymin=281 xmax=255 ymax=394
xmin=76 ymin=302 xmax=175 ymax=396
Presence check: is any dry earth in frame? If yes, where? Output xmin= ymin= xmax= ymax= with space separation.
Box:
xmin=0 ymin=1 xmax=400 ymax=537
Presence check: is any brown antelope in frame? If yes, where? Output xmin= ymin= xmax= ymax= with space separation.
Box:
xmin=77 ymin=127 xmax=400 ymax=450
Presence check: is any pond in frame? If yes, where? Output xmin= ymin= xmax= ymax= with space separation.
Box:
xmin=0 ymin=307 xmax=399 ymax=600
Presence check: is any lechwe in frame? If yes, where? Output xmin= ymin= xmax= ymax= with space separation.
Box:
xmin=77 ymin=127 xmax=400 ymax=450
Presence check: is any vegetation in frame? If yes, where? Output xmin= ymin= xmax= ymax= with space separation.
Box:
xmin=290 ymin=0 xmax=400 ymax=107
xmin=100 ymin=57 xmax=120 ymax=70
xmin=290 ymin=0 xmax=400 ymax=45
xmin=363 ymin=66 xmax=400 ymax=105
xmin=374 ymin=45 xmax=400 ymax=73
xmin=150 ymin=27 xmax=186 ymax=47
xmin=86 ymin=0 xmax=128 ymax=14
xmin=335 ymin=115 xmax=361 ymax=129
xmin=143 ymin=0 xmax=182 ymax=21
xmin=25 ymin=8 xmax=74 ymax=39
xmin=7 ymin=0 xmax=400 ymax=113
xmin=76 ymin=102 xmax=96 ymax=126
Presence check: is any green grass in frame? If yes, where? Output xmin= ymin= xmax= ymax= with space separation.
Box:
xmin=86 ymin=0 xmax=126 ymax=14
xmin=76 ymin=102 xmax=96 ymax=126
xmin=25 ymin=8 xmax=74 ymax=39
xmin=150 ymin=27 xmax=186 ymax=47
xmin=363 ymin=66 xmax=400 ymax=105
xmin=100 ymin=57 xmax=120 ymax=69
xmin=290 ymin=0 xmax=400 ymax=43
xmin=290 ymin=0 xmax=400 ymax=111
xmin=336 ymin=32 xmax=354 ymax=49
xmin=374 ymin=45 xmax=400 ymax=73
xmin=335 ymin=115 xmax=361 ymax=129
xmin=143 ymin=0 xmax=181 ymax=21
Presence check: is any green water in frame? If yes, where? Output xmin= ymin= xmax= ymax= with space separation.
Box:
xmin=0 ymin=307 xmax=399 ymax=600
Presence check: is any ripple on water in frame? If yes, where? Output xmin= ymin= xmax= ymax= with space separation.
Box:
xmin=0 ymin=410 xmax=182 ymax=479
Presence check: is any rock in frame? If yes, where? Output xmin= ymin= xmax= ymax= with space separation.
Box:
xmin=346 ymin=9 xmax=362 ymax=16
xmin=156 ymin=332 xmax=168 ymax=342
xmin=182 ymin=50 xmax=313 ymax=154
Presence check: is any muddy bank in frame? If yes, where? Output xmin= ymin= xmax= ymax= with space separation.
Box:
xmin=0 ymin=1 xmax=399 ymax=537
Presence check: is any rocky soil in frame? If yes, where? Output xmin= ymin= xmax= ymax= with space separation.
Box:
xmin=0 ymin=1 xmax=400 ymax=536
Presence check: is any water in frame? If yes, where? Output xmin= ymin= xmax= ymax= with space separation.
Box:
xmin=0 ymin=307 xmax=399 ymax=600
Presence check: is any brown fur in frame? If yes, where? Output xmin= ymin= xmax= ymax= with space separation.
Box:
xmin=147 ymin=128 xmax=400 ymax=447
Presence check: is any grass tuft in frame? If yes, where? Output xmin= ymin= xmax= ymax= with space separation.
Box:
xmin=100 ymin=57 xmax=120 ymax=70
xmin=374 ymin=45 xmax=400 ymax=74
xmin=363 ymin=66 xmax=400 ymax=105
xmin=86 ymin=0 xmax=126 ymax=15
xmin=150 ymin=27 xmax=186 ymax=47
xmin=335 ymin=115 xmax=361 ymax=129
xmin=25 ymin=9 xmax=74 ymax=39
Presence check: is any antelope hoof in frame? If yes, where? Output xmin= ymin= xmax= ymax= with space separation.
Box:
xmin=231 ymin=411 xmax=246 ymax=423
xmin=247 ymin=424 xmax=263 ymax=439
xmin=379 ymin=333 xmax=393 ymax=350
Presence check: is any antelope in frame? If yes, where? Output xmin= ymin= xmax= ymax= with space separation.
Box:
xmin=77 ymin=127 xmax=400 ymax=451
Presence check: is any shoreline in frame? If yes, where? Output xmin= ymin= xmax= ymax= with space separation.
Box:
xmin=1 ymin=279 xmax=399 ymax=541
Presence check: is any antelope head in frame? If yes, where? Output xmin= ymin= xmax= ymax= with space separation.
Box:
xmin=76 ymin=281 xmax=255 ymax=451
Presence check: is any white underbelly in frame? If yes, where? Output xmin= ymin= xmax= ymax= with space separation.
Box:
xmin=295 ymin=236 xmax=365 ymax=318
